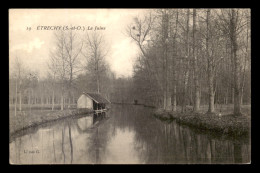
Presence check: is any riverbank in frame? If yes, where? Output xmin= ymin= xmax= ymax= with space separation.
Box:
xmin=153 ymin=106 xmax=250 ymax=138
xmin=9 ymin=108 xmax=94 ymax=137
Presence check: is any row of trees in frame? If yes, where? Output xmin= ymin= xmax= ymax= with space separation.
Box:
xmin=9 ymin=9 xmax=251 ymax=116
xmin=127 ymin=9 xmax=250 ymax=115
xmin=10 ymin=30 xmax=118 ymax=112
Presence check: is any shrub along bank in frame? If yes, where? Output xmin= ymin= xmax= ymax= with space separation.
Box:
xmin=153 ymin=108 xmax=250 ymax=137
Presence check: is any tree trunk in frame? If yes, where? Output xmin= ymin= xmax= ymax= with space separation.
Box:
xmin=52 ymin=90 xmax=55 ymax=111
xmin=97 ymin=74 xmax=100 ymax=94
xmin=61 ymin=94 xmax=64 ymax=111
xmin=182 ymin=9 xmax=190 ymax=113
xmin=29 ymin=89 xmax=32 ymax=112
xmin=225 ymin=88 xmax=229 ymax=104
xmin=163 ymin=90 xmax=167 ymax=110
xmin=206 ymin=9 xmax=215 ymax=114
xmin=15 ymin=78 xmax=17 ymax=117
xmin=166 ymin=94 xmax=171 ymax=109
xmin=231 ymin=87 xmax=234 ymax=104
xmin=208 ymin=75 xmax=215 ymax=113
xmin=172 ymin=86 xmax=177 ymax=112
xmin=68 ymin=97 xmax=71 ymax=109
xmin=64 ymin=97 xmax=66 ymax=109
xmin=172 ymin=56 xmax=177 ymax=111
xmin=240 ymin=18 xmax=249 ymax=106
xmin=41 ymin=94 xmax=44 ymax=110
xmin=19 ymin=91 xmax=22 ymax=111
xmin=28 ymin=90 xmax=30 ymax=106
xmin=233 ymin=52 xmax=241 ymax=115
xmin=162 ymin=10 xmax=170 ymax=110
xmin=172 ymin=10 xmax=179 ymax=112
xmin=240 ymin=87 xmax=244 ymax=105
xmin=182 ymin=71 xmax=189 ymax=113
xmin=96 ymin=51 xmax=100 ymax=94
xmin=193 ymin=9 xmax=200 ymax=112
xmin=231 ymin=9 xmax=242 ymax=116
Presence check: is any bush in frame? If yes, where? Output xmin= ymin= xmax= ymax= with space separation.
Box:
xmin=153 ymin=108 xmax=250 ymax=137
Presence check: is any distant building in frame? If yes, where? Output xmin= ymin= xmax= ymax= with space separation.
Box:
xmin=77 ymin=92 xmax=111 ymax=111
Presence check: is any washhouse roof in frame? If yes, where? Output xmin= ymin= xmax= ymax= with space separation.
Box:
xmin=83 ymin=92 xmax=111 ymax=104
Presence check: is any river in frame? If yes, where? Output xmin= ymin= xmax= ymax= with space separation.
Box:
xmin=9 ymin=104 xmax=250 ymax=164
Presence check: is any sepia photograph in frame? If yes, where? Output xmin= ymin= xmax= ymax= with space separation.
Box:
xmin=9 ymin=8 xmax=251 ymax=164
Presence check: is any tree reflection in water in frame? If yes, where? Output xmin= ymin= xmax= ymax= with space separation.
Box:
xmin=234 ymin=142 xmax=242 ymax=163
xmin=112 ymin=105 xmax=250 ymax=164
xmin=95 ymin=127 xmax=100 ymax=164
xmin=9 ymin=105 xmax=250 ymax=164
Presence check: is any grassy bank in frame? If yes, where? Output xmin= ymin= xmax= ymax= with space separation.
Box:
xmin=153 ymin=105 xmax=250 ymax=138
xmin=9 ymin=108 xmax=94 ymax=137
xmin=9 ymin=104 xmax=77 ymax=111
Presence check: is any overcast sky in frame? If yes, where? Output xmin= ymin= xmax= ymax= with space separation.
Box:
xmin=9 ymin=9 xmax=146 ymax=78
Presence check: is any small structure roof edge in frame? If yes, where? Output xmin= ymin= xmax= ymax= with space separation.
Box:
xmin=82 ymin=92 xmax=111 ymax=104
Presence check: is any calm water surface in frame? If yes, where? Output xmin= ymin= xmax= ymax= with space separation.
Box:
xmin=10 ymin=105 xmax=250 ymax=164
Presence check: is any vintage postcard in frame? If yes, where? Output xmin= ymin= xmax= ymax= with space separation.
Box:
xmin=9 ymin=8 xmax=251 ymax=164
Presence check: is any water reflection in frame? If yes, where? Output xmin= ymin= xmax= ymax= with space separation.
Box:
xmin=76 ymin=116 xmax=93 ymax=132
xmin=9 ymin=105 xmax=250 ymax=164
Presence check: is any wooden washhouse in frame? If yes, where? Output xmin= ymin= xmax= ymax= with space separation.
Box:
xmin=77 ymin=92 xmax=111 ymax=112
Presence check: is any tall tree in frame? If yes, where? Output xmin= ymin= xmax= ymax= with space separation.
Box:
xmin=48 ymin=55 xmax=58 ymax=111
xmin=64 ymin=30 xmax=83 ymax=107
xmin=13 ymin=56 xmax=24 ymax=112
xmin=217 ymin=9 xmax=248 ymax=116
xmin=50 ymin=31 xmax=67 ymax=110
xmin=206 ymin=9 xmax=215 ymax=113
xmin=162 ymin=9 xmax=171 ymax=110
xmin=192 ymin=9 xmax=200 ymax=112
xmin=83 ymin=32 xmax=109 ymax=94
xmin=170 ymin=9 xmax=179 ymax=112
xmin=182 ymin=9 xmax=190 ymax=113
